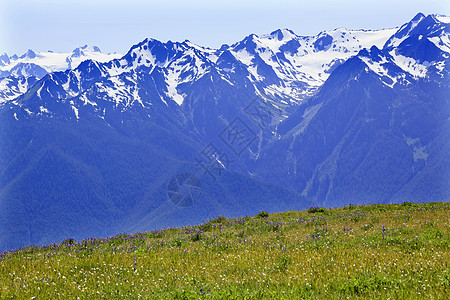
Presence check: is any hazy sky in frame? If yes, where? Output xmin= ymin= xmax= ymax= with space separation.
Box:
xmin=2 ymin=0 xmax=449 ymax=55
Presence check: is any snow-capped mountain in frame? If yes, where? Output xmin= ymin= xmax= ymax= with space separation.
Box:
xmin=0 ymin=45 xmax=120 ymax=74
xmin=358 ymin=13 xmax=450 ymax=84
xmin=0 ymin=46 xmax=121 ymax=101
xmin=1 ymin=26 xmax=399 ymax=129
xmin=0 ymin=13 xmax=448 ymax=251
xmin=254 ymin=12 xmax=450 ymax=204
xmin=225 ymin=27 xmax=397 ymax=102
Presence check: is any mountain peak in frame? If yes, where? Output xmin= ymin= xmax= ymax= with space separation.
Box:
xmin=0 ymin=52 xmax=10 ymax=66
xmin=80 ymin=45 xmax=101 ymax=52
xmin=412 ymin=12 xmax=425 ymax=22
xmin=19 ymin=49 xmax=37 ymax=59
xmin=244 ymin=33 xmax=259 ymax=41
xmin=232 ymin=34 xmax=259 ymax=53
xmin=268 ymin=29 xmax=296 ymax=41
xmin=71 ymin=45 xmax=102 ymax=58
xmin=384 ymin=13 xmax=449 ymax=50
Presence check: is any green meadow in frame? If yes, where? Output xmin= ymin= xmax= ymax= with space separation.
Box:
xmin=1 ymin=202 xmax=448 ymax=299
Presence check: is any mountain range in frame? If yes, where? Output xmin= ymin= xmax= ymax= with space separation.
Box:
xmin=0 ymin=12 xmax=448 ymax=250
xmin=0 ymin=45 xmax=121 ymax=102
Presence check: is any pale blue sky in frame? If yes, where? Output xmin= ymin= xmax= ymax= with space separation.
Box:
xmin=1 ymin=0 xmax=449 ymax=55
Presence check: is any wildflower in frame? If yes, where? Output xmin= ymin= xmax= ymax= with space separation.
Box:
xmin=381 ymin=225 xmax=386 ymax=238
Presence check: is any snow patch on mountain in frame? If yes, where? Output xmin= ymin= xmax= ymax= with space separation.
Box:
xmin=390 ymin=54 xmax=429 ymax=78
xmin=0 ymin=46 xmax=121 ymax=104
xmin=429 ymin=33 xmax=450 ymax=53
xmin=226 ymin=27 xmax=399 ymax=102
xmin=0 ymin=46 xmax=121 ymax=75
xmin=435 ymin=15 xmax=450 ymax=24
xmin=165 ymin=70 xmax=185 ymax=106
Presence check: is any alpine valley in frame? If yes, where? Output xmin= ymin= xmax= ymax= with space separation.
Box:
xmin=0 ymin=13 xmax=448 ymax=250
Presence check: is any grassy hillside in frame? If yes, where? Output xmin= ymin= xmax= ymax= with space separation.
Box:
xmin=0 ymin=202 xmax=448 ymax=299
